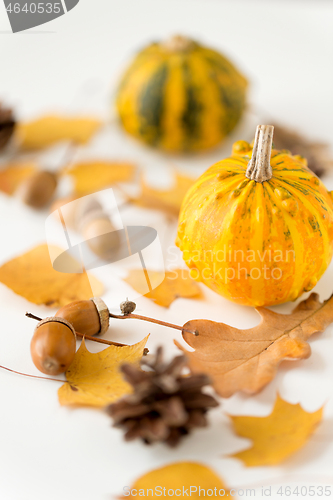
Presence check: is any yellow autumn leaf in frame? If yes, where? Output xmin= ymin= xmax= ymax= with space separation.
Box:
xmin=133 ymin=172 xmax=195 ymax=217
xmin=123 ymin=462 xmax=230 ymax=499
xmin=63 ymin=160 xmax=136 ymax=196
xmin=124 ymin=269 xmax=202 ymax=307
xmin=0 ymin=244 xmax=103 ymax=307
xmin=0 ymin=162 xmax=36 ymax=195
xmin=229 ymin=394 xmax=323 ymax=466
xmin=16 ymin=114 xmax=102 ymax=150
xmin=58 ymin=335 xmax=149 ymax=407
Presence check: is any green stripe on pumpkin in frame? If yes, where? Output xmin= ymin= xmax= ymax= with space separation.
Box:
xmin=202 ymin=54 xmax=246 ymax=134
xmin=137 ymin=63 xmax=169 ymax=145
xmin=181 ymin=60 xmax=203 ymax=148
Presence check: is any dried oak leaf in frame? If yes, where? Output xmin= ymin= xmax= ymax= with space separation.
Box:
xmin=0 ymin=162 xmax=36 ymax=195
xmin=123 ymin=462 xmax=230 ymax=499
xmin=175 ymin=293 xmax=333 ymax=397
xmin=63 ymin=160 xmax=136 ymax=196
xmin=0 ymin=244 xmax=103 ymax=307
xmin=133 ymin=172 xmax=195 ymax=217
xmin=125 ymin=269 xmax=202 ymax=307
xmin=16 ymin=114 xmax=102 ymax=150
xmin=58 ymin=335 xmax=149 ymax=407
xmin=272 ymin=123 xmax=333 ymax=177
xmin=229 ymin=394 xmax=323 ymax=466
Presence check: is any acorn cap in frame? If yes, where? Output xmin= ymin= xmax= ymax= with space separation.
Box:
xmin=90 ymin=297 xmax=110 ymax=335
xmin=35 ymin=316 xmax=76 ymax=339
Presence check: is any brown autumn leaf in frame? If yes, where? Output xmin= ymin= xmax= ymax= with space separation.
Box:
xmin=122 ymin=462 xmax=230 ymax=499
xmin=16 ymin=114 xmax=102 ymax=150
xmin=0 ymin=244 xmax=103 ymax=307
xmin=175 ymin=293 xmax=333 ymax=397
xmin=229 ymin=394 xmax=323 ymax=466
xmin=124 ymin=269 xmax=202 ymax=307
xmin=0 ymin=162 xmax=36 ymax=195
xmin=63 ymin=160 xmax=136 ymax=196
xmin=272 ymin=123 xmax=333 ymax=177
xmin=58 ymin=335 xmax=149 ymax=407
xmin=133 ymin=172 xmax=195 ymax=217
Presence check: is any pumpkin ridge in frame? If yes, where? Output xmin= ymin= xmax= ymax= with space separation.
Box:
xmin=261 ymin=187 xmax=295 ymax=304
xmin=186 ymin=51 xmax=224 ymax=150
xmin=137 ymin=63 xmax=169 ymax=145
xmin=160 ymin=56 xmax=187 ymax=150
xmin=270 ymin=178 xmax=331 ymax=280
xmin=197 ymin=54 xmax=239 ymax=137
xmin=264 ymin=182 xmax=309 ymax=299
xmin=180 ymin=56 xmax=205 ymax=149
xmin=117 ymin=57 xmax=165 ymax=137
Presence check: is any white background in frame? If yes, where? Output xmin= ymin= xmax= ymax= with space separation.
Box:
xmin=1 ymin=1 xmax=333 ymax=499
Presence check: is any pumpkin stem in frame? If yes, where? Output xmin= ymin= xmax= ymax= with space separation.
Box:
xmin=246 ymin=125 xmax=274 ymax=182
xmin=162 ymin=35 xmax=195 ymax=52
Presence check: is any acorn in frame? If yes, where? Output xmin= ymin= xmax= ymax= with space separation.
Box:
xmin=30 ymin=317 xmax=76 ymax=375
xmin=73 ymin=196 xmax=103 ymax=230
xmin=18 ymin=170 xmax=57 ymax=208
xmin=55 ymin=297 xmax=110 ymax=337
xmin=0 ymin=103 xmax=16 ymax=150
xmin=80 ymin=211 xmax=120 ymax=261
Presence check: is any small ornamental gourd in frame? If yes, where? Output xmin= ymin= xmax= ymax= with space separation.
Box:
xmin=116 ymin=35 xmax=247 ymax=153
xmin=176 ymin=125 xmax=333 ymax=307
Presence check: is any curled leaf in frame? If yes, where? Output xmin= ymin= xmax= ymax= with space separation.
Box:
xmin=229 ymin=394 xmax=323 ymax=466
xmin=16 ymin=114 xmax=102 ymax=150
xmin=0 ymin=244 xmax=103 ymax=307
xmin=122 ymin=462 xmax=230 ymax=499
xmin=125 ymin=269 xmax=202 ymax=307
xmin=176 ymin=293 xmax=333 ymax=397
xmin=63 ymin=160 xmax=136 ymax=196
xmin=58 ymin=335 xmax=149 ymax=407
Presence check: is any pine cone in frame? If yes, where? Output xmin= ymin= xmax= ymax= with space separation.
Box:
xmin=107 ymin=347 xmax=219 ymax=447
xmin=0 ymin=103 xmax=15 ymax=151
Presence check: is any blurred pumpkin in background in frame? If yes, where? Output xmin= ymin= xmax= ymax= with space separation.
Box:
xmin=176 ymin=125 xmax=333 ymax=306
xmin=116 ymin=35 xmax=248 ymax=153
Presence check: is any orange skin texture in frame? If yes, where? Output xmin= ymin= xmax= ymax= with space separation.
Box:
xmin=30 ymin=322 xmax=76 ymax=375
xmin=176 ymin=141 xmax=333 ymax=306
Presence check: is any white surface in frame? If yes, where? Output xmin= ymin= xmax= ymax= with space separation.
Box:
xmin=1 ymin=1 xmax=333 ymax=499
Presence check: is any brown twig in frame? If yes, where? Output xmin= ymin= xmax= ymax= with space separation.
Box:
xmin=109 ymin=312 xmax=198 ymax=336
xmin=0 ymin=363 xmax=63 ymax=382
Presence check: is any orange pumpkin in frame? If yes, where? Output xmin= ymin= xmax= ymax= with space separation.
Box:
xmin=176 ymin=125 xmax=333 ymax=306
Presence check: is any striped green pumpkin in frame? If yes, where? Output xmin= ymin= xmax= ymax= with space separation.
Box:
xmin=116 ymin=35 xmax=248 ymax=153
